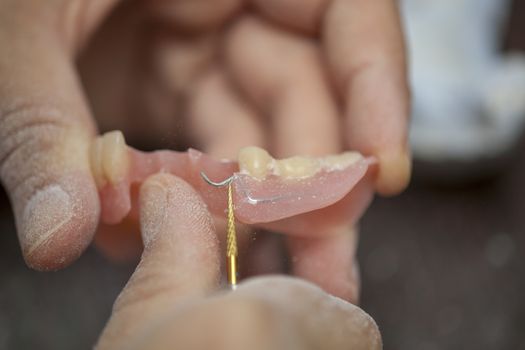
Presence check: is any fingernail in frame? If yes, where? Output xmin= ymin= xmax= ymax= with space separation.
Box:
xmin=349 ymin=261 xmax=361 ymax=304
xmin=140 ymin=182 xmax=168 ymax=247
xmin=377 ymin=151 xmax=412 ymax=196
xmin=21 ymin=185 xmax=73 ymax=255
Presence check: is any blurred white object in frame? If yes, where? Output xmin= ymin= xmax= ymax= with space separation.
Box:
xmin=402 ymin=0 xmax=525 ymax=162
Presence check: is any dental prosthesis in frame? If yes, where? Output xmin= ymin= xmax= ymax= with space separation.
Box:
xmin=90 ymin=131 xmax=376 ymax=236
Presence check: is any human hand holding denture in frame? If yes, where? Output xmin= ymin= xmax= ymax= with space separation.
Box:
xmin=0 ymin=0 xmax=409 ymax=307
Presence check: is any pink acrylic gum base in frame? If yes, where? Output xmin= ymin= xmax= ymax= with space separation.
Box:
xmin=98 ymin=146 xmax=375 ymax=235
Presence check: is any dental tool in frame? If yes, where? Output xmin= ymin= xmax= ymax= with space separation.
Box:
xmin=200 ymin=172 xmax=239 ymax=290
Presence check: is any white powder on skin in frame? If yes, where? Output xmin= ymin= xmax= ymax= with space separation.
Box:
xmin=139 ymin=173 xmax=220 ymax=275
xmin=21 ymin=184 xmax=73 ymax=255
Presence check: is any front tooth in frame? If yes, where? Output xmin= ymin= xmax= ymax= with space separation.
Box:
xmin=276 ymin=156 xmax=320 ymax=179
xmin=101 ymin=130 xmax=129 ymax=184
xmin=90 ymin=136 xmax=106 ymax=187
xmin=321 ymin=152 xmax=362 ymax=170
xmin=238 ymin=146 xmax=274 ymax=179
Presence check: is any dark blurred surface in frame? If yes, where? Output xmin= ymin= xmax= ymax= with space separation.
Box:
xmin=2 ymin=1 xmax=525 ymax=350
xmin=359 ymin=163 xmax=525 ymax=349
xmin=0 ymin=198 xmax=133 ymax=350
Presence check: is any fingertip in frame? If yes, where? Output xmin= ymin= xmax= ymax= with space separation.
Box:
xmin=139 ymin=173 xmax=217 ymax=250
xmin=375 ymin=151 xmax=412 ymax=196
xmin=250 ymin=0 xmax=329 ymax=34
xmin=287 ymin=229 xmax=361 ymax=303
xmin=137 ymin=173 xmax=220 ymax=289
xmin=237 ymin=276 xmax=382 ymax=349
xmin=139 ymin=174 xmax=172 ymax=248
xmin=20 ymin=172 xmax=100 ymax=271
xmin=94 ymin=219 xmax=143 ymax=264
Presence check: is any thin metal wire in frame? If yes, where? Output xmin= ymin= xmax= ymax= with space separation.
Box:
xmin=200 ymin=172 xmax=234 ymax=187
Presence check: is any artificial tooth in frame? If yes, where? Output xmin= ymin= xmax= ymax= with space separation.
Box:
xmin=101 ymin=130 xmax=129 ymax=184
xmin=321 ymin=152 xmax=362 ymax=170
xmin=90 ymin=136 xmax=106 ymax=187
xmin=238 ymin=146 xmax=274 ymax=179
xmin=276 ymin=156 xmax=320 ymax=179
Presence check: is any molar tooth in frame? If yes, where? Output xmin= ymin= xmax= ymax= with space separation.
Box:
xmin=90 ymin=136 xmax=106 ymax=187
xmin=276 ymin=156 xmax=320 ymax=179
xmin=101 ymin=130 xmax=129 ymax=184
xmin=321 ymin=152 xmax=362 ymax=170
xmin=238 ymin=146 xmax=274 ymax=179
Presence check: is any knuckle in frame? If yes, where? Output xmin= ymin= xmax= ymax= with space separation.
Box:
xmin=0 ymin=102 xmax=71 ymax=190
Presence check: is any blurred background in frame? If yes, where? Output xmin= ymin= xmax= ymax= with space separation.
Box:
xmin=1 ymin=0 xmax=525 ymax=349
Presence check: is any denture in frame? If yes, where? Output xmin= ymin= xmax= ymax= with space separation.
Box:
xmin=91 ymin=131 xmax=376 ymax=236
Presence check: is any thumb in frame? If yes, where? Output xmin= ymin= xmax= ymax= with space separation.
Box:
xmin=97 ymin=173 xmax=220 ymax=349
xmin=0 ymin=1 xmax=120 ymax=270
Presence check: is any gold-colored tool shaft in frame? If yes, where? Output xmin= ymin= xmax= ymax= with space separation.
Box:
xmin=226 ymin=182 xmax=238 ymax=288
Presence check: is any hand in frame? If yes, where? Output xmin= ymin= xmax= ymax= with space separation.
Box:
xmin=96 ymin=173 xmax=381 ymax=350
xmin=0 ymin=0 xmax=409 ymax=273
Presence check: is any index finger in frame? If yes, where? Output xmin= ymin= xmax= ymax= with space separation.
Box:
xmin=323 ymin=0 xmax=411 ymax=195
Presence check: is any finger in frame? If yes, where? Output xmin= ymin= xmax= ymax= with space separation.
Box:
xmin=287 ymin=228 xmax=360 ymax=302
xmin=226 ymin=17 xmax=361 ymax=298
xmin=152 ymin=33 xmax=216 ymax=99
xmin=235 ymin=277 xmax=381 ymax=349
xmin=123 ymin=277 xmax=381 ymax=349
xmin=0 ymin=0 xmax=120 ymax=270
xmin=323 ymin=0 xmax=411 ymax=195
xmin=97 ymin=173 xmax=220 ymax=349
xmin=147 ymin=0 xmax=243 ymax=31
xmin=226 ymin=16 xmax=341 ymax=157
xmin=188 ymin=69 xmax=266 ymax=158
xmin=259 ymin=175 xmax=374 ymax=297
xmin=250 ymin=0 xmax=329 ymax=34
xmin=243 ymin=231 xmax=288 ymax=277
xmin=93 ymin=218 xmax=143 ymax=264
xmin=93 ymin=180 xmax=144 ymax=263
xmin=189 ymin=69 xmax=271 ymax=276
xmin=125 ymin=292 xmax=306 ymax=350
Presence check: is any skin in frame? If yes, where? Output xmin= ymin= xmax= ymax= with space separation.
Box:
xmin=0 ymin=0 xmax=408 ymax=345
xmin=97 ymin=174 xmax=382 ymax=349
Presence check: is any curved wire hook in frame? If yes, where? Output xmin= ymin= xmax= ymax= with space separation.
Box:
xmin=200 ymin=171 xmax=234 ymax=187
